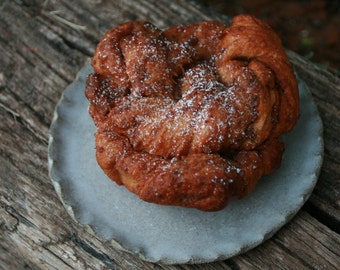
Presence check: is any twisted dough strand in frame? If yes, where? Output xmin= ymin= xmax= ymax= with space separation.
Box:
xmin=85 ymin=16 xmax=299 ymax=211
xmin=217 ymin=15 xmax=299 ymax=138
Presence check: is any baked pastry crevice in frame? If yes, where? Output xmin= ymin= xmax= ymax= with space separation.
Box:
xmin=85 ymin=15 xmax=299 ymax=211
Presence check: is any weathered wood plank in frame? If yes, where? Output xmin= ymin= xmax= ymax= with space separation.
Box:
xmin=222 ymin=211 xmax=340 ymax=269
xmin=287 ymin=51 xmax=340 ymax=232
xmin=1 ymin=0 xmax=339 ymax=269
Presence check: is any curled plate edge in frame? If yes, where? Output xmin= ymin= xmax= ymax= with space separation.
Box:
xmin=47 ymin=66 xmax=324 ymax=265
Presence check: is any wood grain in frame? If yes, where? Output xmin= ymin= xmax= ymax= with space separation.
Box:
xmin=1 ymin=0 xmax=339 ymax=269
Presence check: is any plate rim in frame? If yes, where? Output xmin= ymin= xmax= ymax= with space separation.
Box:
xmin=47 ymin=65 xmax=324 ymax=264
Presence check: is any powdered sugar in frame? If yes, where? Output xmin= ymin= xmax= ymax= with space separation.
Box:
xmin=84 ymin=18 xmax=301 ymax=211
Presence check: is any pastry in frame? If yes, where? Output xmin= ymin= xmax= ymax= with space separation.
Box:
xmin=85 ymin=15 xmax=299 ymax=211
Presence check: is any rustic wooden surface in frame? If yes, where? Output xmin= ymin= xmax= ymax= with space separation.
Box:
xmin=0 ymin=0 xmax=339 ymax=269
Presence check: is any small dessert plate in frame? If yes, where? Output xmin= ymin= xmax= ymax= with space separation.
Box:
xmin=48 ymin=65 xmax=323 ymax=264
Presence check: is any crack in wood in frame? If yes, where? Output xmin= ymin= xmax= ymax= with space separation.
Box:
xmin=57 ymin=33 xmax=94 ymax=57
xmin=0 ymin=205 xmax=19 ymax=232
xmin=0 ymin=102 xmax=48 ymax=144
xmin=304 ymin=201 xmax=340 ymax=235
xmin=70 ymin=234 xmax=118 ymax=269
xmin=5 ymin=204 xmax=37 ymax=229
xmin=0 ymin=200 xmax=36 ymax=233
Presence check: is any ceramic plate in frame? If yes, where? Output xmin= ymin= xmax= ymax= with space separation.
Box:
xmin=48 ymin=65 xmax=323 ymax=264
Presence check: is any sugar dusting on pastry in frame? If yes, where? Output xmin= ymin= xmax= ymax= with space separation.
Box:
xmin=85 ymin=15 xmax=299 ymax=211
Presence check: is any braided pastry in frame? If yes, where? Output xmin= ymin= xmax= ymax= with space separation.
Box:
xmin=85 ymin=15 xmax=299 ymax=211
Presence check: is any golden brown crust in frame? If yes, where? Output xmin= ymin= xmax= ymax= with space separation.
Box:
xmin=216 ymin=15 xmax=299 ymax=138
xmin=85 ymin=16 xmax=299 ymax=211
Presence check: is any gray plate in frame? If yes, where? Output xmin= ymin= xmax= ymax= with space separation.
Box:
xmin=48 ymin=65 xmax=323 ymax=264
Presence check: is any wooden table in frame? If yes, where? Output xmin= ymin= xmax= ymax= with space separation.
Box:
xmin=1 ymin=1 xmax=339 ymax=269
